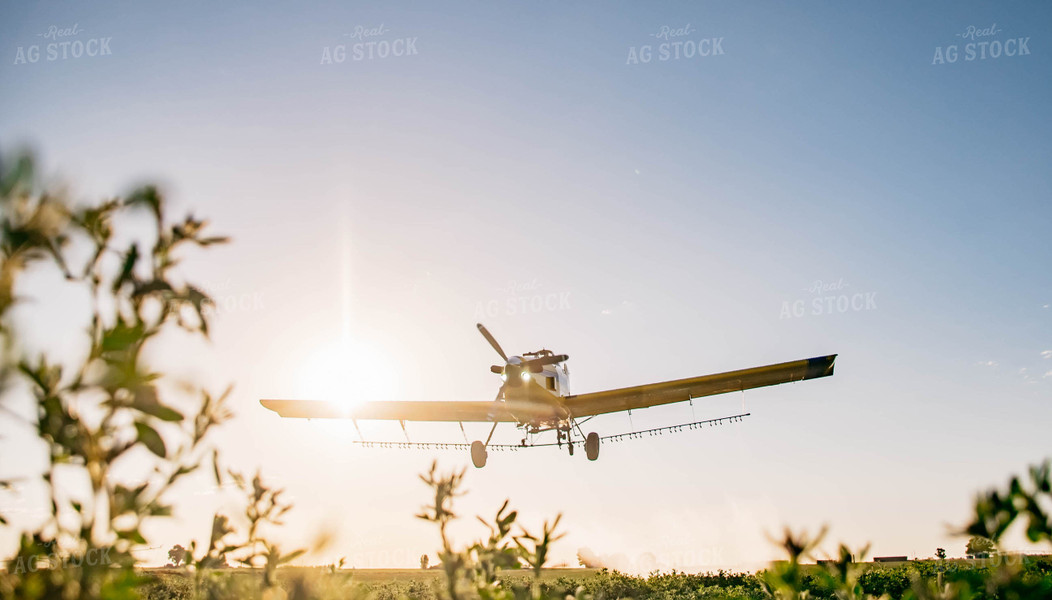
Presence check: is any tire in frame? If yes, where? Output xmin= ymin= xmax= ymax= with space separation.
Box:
xmin=585 ymin=432 xmax=600 ymax=461
xmin=470 ymin=440 xmax=488 ymax=468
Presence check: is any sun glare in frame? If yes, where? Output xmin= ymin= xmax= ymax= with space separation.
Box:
xmin=294 ymin=337 xmax=400 ymax=414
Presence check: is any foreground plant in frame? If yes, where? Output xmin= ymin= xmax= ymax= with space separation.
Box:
xmin=184 ymin=468 xmax=313 ymax=597
xmin=417 ymin=462 xmax=584 ymax=600
xmin=761 ymin=459 xmax=1052 ymax=600
xmin=0 ymin=149 xmax=236 ymax=599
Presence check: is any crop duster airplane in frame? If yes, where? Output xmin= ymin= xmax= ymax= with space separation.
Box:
xmin=261 ymin=324 xmax=837 ymax=468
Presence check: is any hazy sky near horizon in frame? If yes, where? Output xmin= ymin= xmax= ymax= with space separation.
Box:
xmin=2 ymin=0 xmax=1051 ymax=571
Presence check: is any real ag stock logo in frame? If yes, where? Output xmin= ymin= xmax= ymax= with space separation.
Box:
xmin=626 ymin=23 xmax=725 ymax=65
xmin=5 ymin=539 xmax=113 ymax=574
xmin=779 ymin=278 xmax=877 ymax=320
xmin=320 ymin=24 xmax=419 ymax=64
xmin=473 ymin=279 xmax=572 ymax=320
xmin=13 ymin=23 xmax=113 ymax=65
xmin=932 ymin=23 xmax=1031 ymax=65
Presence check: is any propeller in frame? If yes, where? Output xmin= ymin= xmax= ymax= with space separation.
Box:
xmin=477 ymin=322 xmax=569 ymax=379
xmin=476 ymin=323 xmax=507 ymax=361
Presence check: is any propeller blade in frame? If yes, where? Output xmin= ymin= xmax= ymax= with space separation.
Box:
xmin=523 ymin=354 xmax=569 ymax=371
xmin=476 ymin=323 xmax=508 ymax=362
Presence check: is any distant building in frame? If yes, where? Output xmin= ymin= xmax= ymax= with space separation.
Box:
xmin=874 ymin=556 xmax=908 ymax=563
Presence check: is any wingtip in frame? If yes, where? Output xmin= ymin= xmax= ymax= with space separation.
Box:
xmin=804 ymin=355 xmax=837 ymax=378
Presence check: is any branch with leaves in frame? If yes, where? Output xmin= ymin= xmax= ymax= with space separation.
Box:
xmin=0 ymin=149 xmax=231 ymax=599
xmin=416 ymin=461 xmax=581 ymax=600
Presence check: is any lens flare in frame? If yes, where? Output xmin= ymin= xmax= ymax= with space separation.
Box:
xmin=294 ymin=337 xmax=398 ymax=416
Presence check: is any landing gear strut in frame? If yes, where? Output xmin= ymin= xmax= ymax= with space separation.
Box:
xmin=472 ymin=421 xmax=599 ymax=466
xmin=559 ymin=421 xmax=600 ymax=462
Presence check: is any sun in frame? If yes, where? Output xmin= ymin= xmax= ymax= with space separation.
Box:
xmin=293 ymin=336 xmax=399 ymax=415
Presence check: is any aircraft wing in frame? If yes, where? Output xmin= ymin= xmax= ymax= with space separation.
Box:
xmin=259 ymin=399 xmax=551 ymax=422
xmin=564 ymin=354 xmax=836 ymax=418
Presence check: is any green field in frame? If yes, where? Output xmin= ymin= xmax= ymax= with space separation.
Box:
xmin=143 ymin=567 xmax=606 ymax=600
xmin=145 ymin=566 xmax=599 ymax=584
xmin=138 ymin=557 xmax=1052 ymax=600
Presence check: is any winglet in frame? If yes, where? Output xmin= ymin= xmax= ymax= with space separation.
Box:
xmin=805 ymin=354 xmax=837 ymax=379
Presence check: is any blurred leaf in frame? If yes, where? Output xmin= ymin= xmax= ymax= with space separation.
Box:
xmin=133 ymin=279 xmax=173 ymax=298
xmin=132 ymin=385 xmax=183 ymax=422
xmin=124 ymin=186 xmax=162 ymax=222
xmin=209 ymin=514 xmax=232 ymax=548
xmin=134 ymin=421 xmax=166 ymax=458
xmin=101 ymin=318 xmax=145 ymax=354
xmin=0 ymin=151 xmax=35 ymax=197
xmin=116 ymin=528 xmax=147 ymax=545
xmin=112 ymin=243 xmax=139 ymax=293
xmin=17 ymin=356 xmax=62 ymax=394
xmin=278 ymin=548 xmax=306 ymax=565
xmin=212 ymin=447 xmax=222 ymax=484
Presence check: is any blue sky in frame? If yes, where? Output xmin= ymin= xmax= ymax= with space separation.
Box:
xmin=1 ymin=0 xmax=1051 ymax=570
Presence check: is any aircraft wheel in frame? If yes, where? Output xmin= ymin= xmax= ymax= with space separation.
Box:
xmin=568 ymin=440 xmax=574 ymax=456
xmin=585 ymin=432 xmax=600 ymax=461
xmin=470 ymin=440 xmax=488 ymax=468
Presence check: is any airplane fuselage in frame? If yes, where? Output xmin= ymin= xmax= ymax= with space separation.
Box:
xmin=499 ymin=351 xmax=572 ymax=429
